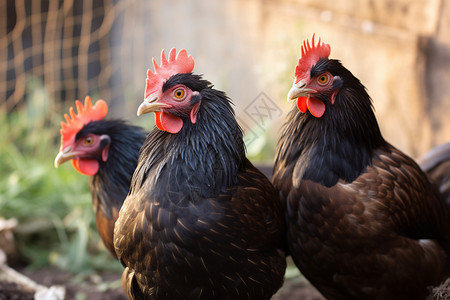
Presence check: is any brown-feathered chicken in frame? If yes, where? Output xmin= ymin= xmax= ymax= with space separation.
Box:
xmin=55 ymin=96 xmax=146 ymax=257
xmin=419 ymin=142 xmax=450 ymax=206
xmin=273 ymin=35 xmax=450 ymax=299
xmin=113 ymin=49 xmax=286 ymax=300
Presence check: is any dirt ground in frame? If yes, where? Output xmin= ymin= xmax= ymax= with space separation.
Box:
xmin=0 ymin=265 xmax=325 ymax=300
xmin=1 ymin=267 xmax=449 ymax=299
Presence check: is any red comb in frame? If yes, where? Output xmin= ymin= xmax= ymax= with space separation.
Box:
xmin=60 ymin=96 xmax=108 ymax=150
xmin=145 ymin=48 xmax=195 ymax=99
xmin=294 ymin=34 xmax=331 ymax=83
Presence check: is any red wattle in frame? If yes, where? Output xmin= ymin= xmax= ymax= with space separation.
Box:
xmin=297 ymin=97 xmax=308 ymax=113
xmin=71 ymin=158 xmax=99 ymax=176
xmin=154 ymin=112 xmax=165 ymax=131
xmin=160 ymin=110 xmax=183 ymax=134
xmin=307 ymin=96 xmax=325 ymax=118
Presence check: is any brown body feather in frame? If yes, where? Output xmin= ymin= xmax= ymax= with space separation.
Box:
xmin=275 ymin=143 xmax=449 ymax=299
xmin=93 ymin=202 xmax=120 ymax=257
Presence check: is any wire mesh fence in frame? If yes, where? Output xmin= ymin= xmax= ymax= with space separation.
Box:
xmin=0 ymin=0 xmax=153 ymax=113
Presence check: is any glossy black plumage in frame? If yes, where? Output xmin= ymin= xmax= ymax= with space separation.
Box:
xmin=77 ymin=120 xmax=146 ymax=257
xmin=114 ymin=74 xmax=286 ymax=300
xmin=274 ymin=58 xmax=450 ymax=299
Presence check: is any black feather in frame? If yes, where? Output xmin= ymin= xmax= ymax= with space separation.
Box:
xmin=275 ymin=58 xmax=385 ymax=188
xmin=133 ymin=74 xmax=245 ymax=199
xmin=273 ymin=53 xmax=450 ymax=300
xmin=78 ymin=120 xmax=146 ymax=218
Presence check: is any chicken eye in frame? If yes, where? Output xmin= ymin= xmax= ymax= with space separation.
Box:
xmin=318 ymin=74 xmax=329 ymax=85
xmin=173 ymin=88 xmax=186 ymax=101
xmin=84 ymin=137 xmax=94 ymax=146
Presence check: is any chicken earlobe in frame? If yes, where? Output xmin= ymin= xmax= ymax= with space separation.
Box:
xmin=190 ymin=101 xmax=201 ymax=124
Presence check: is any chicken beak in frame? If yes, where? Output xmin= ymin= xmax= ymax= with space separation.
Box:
xmin=54 ymin=146 xmax=78 ymax=168
xmin=287 ymin=81 xmax=314 ymax=101
xmin=137 ymin=94 xmax=170 ymax=116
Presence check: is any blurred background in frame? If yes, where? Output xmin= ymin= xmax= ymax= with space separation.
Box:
xmin=1 ymin=0 xmax=450 ymax=298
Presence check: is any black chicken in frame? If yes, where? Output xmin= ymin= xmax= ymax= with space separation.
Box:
xmin=55 ymin=96 xmax=146 ymax=257
xmin=273 ymin=35 xmax=450 ymax=299
xmin=113 ymin=49 xmax=286 ymax=300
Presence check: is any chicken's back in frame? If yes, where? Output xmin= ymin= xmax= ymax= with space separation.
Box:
xmin=278 ymin=143 xmax=449 ymax=300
